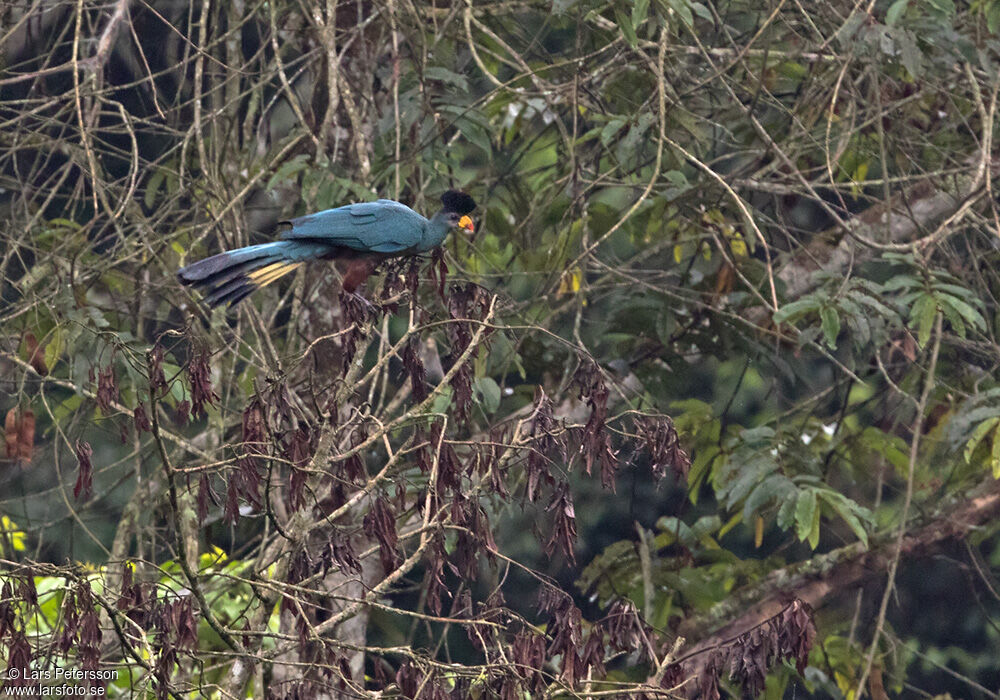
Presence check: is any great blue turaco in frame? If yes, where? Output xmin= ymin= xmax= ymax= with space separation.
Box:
xmin=177 ymin=190 xmax=476 ymax=307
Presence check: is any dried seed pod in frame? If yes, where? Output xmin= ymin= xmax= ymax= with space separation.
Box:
xmin=74 ymin=441 xmax=94 ymax=501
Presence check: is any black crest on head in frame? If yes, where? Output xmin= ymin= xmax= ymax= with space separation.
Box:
xmin=441 ymin=190 xmax=476 ymax=215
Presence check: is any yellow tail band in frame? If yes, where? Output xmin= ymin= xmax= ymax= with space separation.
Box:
xmin=248 ymin=261 xmax=302 ymax=289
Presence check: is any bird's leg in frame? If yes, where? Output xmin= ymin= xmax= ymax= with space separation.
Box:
xmin=349 ymin=291 xmax=377 ymax=313
xmin=338 ymin=257 xmax=383 ymax=323
xmin=341 ymin=257 xmax=378 ymax=296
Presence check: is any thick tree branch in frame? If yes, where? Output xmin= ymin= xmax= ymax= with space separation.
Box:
xmin=677 ymin=475 xmax=1000 ymax=677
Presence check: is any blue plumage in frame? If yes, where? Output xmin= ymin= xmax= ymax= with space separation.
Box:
xmin=282 ymin=200 xmax=428 ymax=253
xmin=177 ymin=191 xmax=476 ymax=308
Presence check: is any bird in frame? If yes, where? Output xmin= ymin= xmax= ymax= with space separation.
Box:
xmin=177 ymin=190 xmax=476 ymax=308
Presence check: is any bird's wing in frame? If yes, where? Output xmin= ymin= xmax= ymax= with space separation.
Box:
xmin=280 ymin=200 xmax=425 ymax=254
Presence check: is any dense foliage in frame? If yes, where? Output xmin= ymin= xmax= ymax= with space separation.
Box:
xmin=3 ymin=0 xmax=1000 ymax=697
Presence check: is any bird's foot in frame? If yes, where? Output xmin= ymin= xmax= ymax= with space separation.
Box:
xmin=351 ymin=291 xmax=377 ymax=313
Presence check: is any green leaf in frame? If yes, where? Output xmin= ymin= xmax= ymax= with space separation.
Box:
xmin=740 ymin=426 xmax=776 ymax=445
xmin=820 ymin=306 xmax=841 ymax=349
xmin=926 ymin=0 xmax=955 ymax=16
xmin=817 ymin=491 xmax=872 ymax=548
xmin=601 ymin=117 xmax=626 ymax=146
xmin=632 ymin=0 xmax=650 ymax=32
xmin=910 ymin=294 xmax=937 ymax=347
xmin=690 ymin=2 xmax=713 ymax=21
xmin=835 ymin=12 xmax=867 ymax=46
xmin=989 ymin=3 xmax=1000 ymax=34
xmin=687 ymin=446 xmax=720 ymax=504
xmin=848 ymin=288 xmax=899 ymax=323
xmin=664 ymin=170 xmax=689 ymax=188
xmin=690 ymin=515 xmax=722 ymax=540
xmin=860 ymin=426 xmax=910 ymax=475
xmin=87 ymin=307 xmax=109 ymax=329
xmin=267 ymin=154 xmax=311 ymax=190
xmin=653 ymin=592 xmax=674 ymax=630
xmin=718 ymin=511 xmax=743 ymax=538
xmin=773 ymin=298 xmax=822 ymax=323
xmin=656 ymin=516 xmax=694 ymax=546
xmin=886 ymin=0 xmax=908 ymax=25
xmin=665 ymin=0 xmax=694 ymax=27
xmin=615 ymin=8 xmax=639 ymax=48
xmin=777 ymin=492 xmax=798 ymax=531
xmin=882 ymin=273 xmax=921 ymax=291
xmin=930 ymin=282 xmax=980 ymax=299
xmin=431 ymin=385 xmax=454 ymax=416
xmin=897 ymin=34 xmax=922 ymax=79
xmin=552 ymin=0 xmax=579 ymax=11
xmin=331 ymin=176 xmax=376 ymax=203
xmin=424 ymin=67 xmax=469 ymax=91
xmin=458 ymin=119 xmax=493 ymax=155
xmin=722 ymin=453 xmax=778 ymax=509
xmin=837 ymin=508 xmax=869 ymax=547
xmin=964 ymin=416 xmax=1000 ymax=464
xmin=794 ymin=489 xmax=817 ymax=544
xmin=991 ymin=421 xmax=1000 ymax=478
xmin=473 ymin=377 xmax=502 ymax=414
xmin=145 ymin=169 xmax=166 ymax=209
xmin=808 ymin=506 xmax=821 ymax=549
xmin=939 ymin=298 xmax=966 ymax=338
xmin=742 ymin=474 xmax=795 ymax=522
xmin=939 ymin=294 xmax=986 ymax=332
xmin=44 ymin=327 xmax=64 ymax=373
xmin=48 ymin=218 xmax=82 ymax=230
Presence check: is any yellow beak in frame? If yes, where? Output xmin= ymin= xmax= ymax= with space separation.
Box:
xmin=458 ymin=215 xmax=474 ymax=232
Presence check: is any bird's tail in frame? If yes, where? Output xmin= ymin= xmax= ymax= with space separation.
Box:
xmin=177 ymin=241 xmax=308 ymax=308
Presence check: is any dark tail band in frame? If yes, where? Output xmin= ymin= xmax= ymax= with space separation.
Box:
xmin=178 ymin=243 xmax=303 ymax=308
